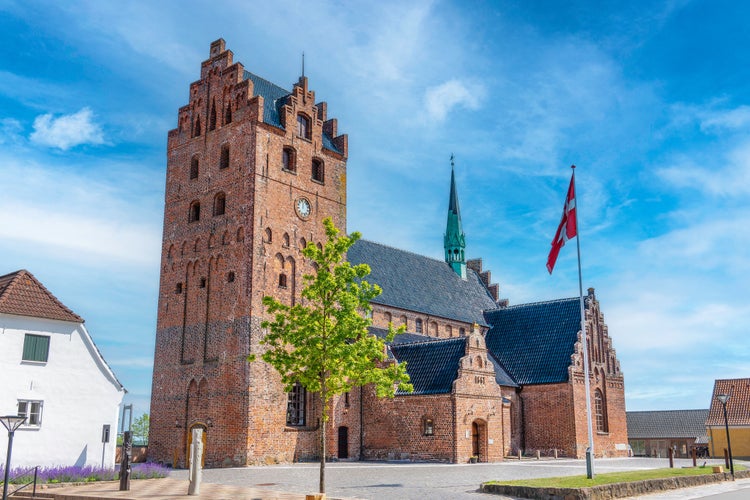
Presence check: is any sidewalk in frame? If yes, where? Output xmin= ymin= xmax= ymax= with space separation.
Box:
xmin=16 ymin=478 xmax=333 ymax=500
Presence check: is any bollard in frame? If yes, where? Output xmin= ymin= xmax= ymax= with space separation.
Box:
xmin=119 ymin=431 xmax=132 ymax=491
xmin=554 ymin=448 xmax=558 ymax=459
xmin=536 ymin=450 xmax=540 ymax=460
xmin=518 ymin=449 xmax=522 ymax=460
xmin=691 ymin=447 xmax=696 ymax=467
xmin=724 ymin=449 xmax=729 ymax=470
xmin=668 ymin=447 xmax=674 ymax=468
xmin=188 ymin=428 xmax=204 ymax=496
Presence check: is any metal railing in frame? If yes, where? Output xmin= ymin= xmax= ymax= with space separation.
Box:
xmin=4 ymin=465 xmax=39 ymax=498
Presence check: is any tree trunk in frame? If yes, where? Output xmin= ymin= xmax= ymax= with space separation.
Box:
xmin=320 ymin=380 xmax=327 ymax=494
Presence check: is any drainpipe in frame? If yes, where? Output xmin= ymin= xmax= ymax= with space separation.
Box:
xmin=359 ymin=385 xmax=364 ymax=461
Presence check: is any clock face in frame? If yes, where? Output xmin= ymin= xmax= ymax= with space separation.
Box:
xmin=296 ymin=197 xmax=311 ymax=219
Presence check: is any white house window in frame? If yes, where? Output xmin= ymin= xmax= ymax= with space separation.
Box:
xmin=18 ymin=400 xmax=43 ymax=427
xmin=22 ymin=334 xmax=50 ymax=363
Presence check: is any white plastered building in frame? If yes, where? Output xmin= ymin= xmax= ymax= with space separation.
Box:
xmin=0 ymin=270 xmax=125 ymax=468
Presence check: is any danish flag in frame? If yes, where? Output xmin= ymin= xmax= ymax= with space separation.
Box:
xmin=546 ymin=173 xmax=577 ymax=274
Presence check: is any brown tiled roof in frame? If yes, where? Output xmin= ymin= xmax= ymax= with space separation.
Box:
xmin=0 ymin=269 xmax=83 ymax=323
xmin=706 ymin=378 xmax=750 ymax=426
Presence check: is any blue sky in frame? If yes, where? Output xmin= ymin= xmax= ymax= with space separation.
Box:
xmin=1 ymin=0 xmax=748 ymax=418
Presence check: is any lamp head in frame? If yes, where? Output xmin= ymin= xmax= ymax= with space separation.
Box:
xmin=717 ymin=393 xmax=730 ymax=405
xmin=0 ymin=415 xmax=26 ymax=433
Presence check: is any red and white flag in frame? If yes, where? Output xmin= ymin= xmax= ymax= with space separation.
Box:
xmin=546 ymin=174 xmax=577 ymax=274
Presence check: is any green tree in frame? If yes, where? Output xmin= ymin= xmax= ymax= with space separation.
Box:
xmin=254 ymin=218 xmax=412 ymax=494
xmin=131 ymin=413 xmax=149 ymax=445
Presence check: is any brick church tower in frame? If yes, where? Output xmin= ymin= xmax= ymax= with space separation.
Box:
xmin=149 ymin=39 xmax=348 ymax=467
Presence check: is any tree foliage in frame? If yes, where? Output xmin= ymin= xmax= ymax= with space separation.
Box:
xmin=254 ymin=217 xmax=412 ymax=493
xmin=131 ymin=413 xmax=149 ymax=444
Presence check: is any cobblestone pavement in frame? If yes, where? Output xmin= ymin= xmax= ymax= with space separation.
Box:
xmin=166 ymin=457 xmax=749 ymax=500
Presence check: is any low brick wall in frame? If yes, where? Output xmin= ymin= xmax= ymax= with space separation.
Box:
xmin=481 ymin=469 xmax=750 ymax=499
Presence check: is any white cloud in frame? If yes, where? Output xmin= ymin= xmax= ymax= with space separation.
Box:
xmin=700 ymin=105 xmax=750 ymax=131
xmin=30 ymin=107 xmax=105 ymax=150
xmin=424 ymin=79 xmax=484 ymax=121
xmin=656 ymin=140 xmax=750 ymax=197
xmin=0 ymin=118 xmax=23 ymax=145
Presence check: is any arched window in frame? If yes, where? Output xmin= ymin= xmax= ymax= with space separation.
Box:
xmin=283 ymin=147 xmax=296 ymax=173
xmin=297 ymin=113 xmax=311 ymax=140
xmin=209 ymin=100 xmax=217 ymax=131
xmin=415 ymin=318 xmax=423 ymax=334
xmin=400 ymin=315 xmax=408 ymax=329
xmin=282 ymin=233 xmax=290 ymax=248
xmin=446 ymin=325 xmax=453 ymax=337
xmin=264 ymin=228 xmax=272 ymax=243
xmin=189 ymin=201 xmax=200 ymax=222
xmin=459 ymin=327 xmax=466 ymax=336
xmin=312 ymin=158 xmax=324 ymax=183
xmin=193 ymin=115 xmax=201 ymax=137
xmin=384 ymin=312 xmax=392 ymax=324
xmin=213 ymin=192 xmax=226 ymax=216
xmin=594 ymin=389 xmax=607 ymax=432
xmin=278 ymin=273 xmax=287 ymax=288
xmin=220 ymin=144 xmax=230 ymax=169
xmin=423 ymin=417 xmax=434 ymax=436
xmin=224 ymin=103 xmax=232 ymax=125
xmin=287 ymin=382 xmax=306 ymax=426
xmin=190 ymin=156 xmax=199 ymax=179
xmin=299 ymin=237 xmax=307 ymax=250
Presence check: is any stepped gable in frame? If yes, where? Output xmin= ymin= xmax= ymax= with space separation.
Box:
xmin=370 ymin=327 xmax=518 ymax=390
xmin=349 ymin=239 xmax=498 ymax=326
xmin=627 ymin=409 xmax=709 ymax=439
xmin=484 ymin=297 xmax=582 ymax=385
xmin=0 ymin=269 xmax=83 ymax=323
xmin=244 ymin=71 xmax=342 ymax=154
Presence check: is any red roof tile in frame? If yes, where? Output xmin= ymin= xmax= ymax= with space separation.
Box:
xmin=706 ymin=378 xmax=750 ymax=426
xmin=0 ymin=269 xmax=83 ymax=323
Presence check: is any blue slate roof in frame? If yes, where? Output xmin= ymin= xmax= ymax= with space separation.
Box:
xmin=370 ymin=327 xmax=518 ymax=392
xmin=626 ymin=410 xmax=709 ymax=440
xmin=243 ymin=71 xmax=342 ymax=154
xmin=390 ymin=337 xmax=466 ymax=395
xmin=348 ymin=240 xmax=498 ymax=326
xmin=484 ymin=297 xmax=583 ymax=385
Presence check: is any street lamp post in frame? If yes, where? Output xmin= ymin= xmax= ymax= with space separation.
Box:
xmin=1 ymin=415 xmax=27 ymax=500
xmin=716 ymin=393 xmax=734 ymax=477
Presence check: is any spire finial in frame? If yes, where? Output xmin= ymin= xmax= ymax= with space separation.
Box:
xmin=302 ymin=51 xmax=305 ymax=78
xmin=451 ymin=153 xmax=455 ymax=169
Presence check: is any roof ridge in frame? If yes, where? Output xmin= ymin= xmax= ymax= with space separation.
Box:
xmin=393 ymin=336 xmax=466 ymax=347
xmin=357 ymin=239 xmax=485 ymax=278
xmin=628 ymin=409 xmax=709 ymax=414
xmin=243 ymin=70 xmax=291 ymax=95
xmin=0 ymin=269 xmax=84 ymax=323
xmin=490 ymin=296 xmax=579 ymax=310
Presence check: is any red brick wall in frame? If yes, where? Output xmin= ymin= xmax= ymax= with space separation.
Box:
xmin=150 ymin=39 xmax=348 ymax=467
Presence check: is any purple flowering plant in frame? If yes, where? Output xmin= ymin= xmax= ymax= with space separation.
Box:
xmin=0 ymin=462 xmax=169 ymax=484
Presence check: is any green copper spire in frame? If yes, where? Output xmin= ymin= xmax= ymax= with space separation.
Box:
xmin=444 ymin=154 xmax=466 ymax=278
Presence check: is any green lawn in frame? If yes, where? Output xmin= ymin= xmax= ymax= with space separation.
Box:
xmin=485 ymin=465 xmax=743 ymax=488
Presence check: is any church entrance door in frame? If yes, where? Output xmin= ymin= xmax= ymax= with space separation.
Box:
xmin=471 ymin=420 xmax=487 ymax=461
xmin=338 ymin=426 xmax=349 ymax=459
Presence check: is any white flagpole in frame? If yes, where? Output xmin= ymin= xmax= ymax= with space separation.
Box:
xmin=572 ymin=165 xmax=595 ymax=479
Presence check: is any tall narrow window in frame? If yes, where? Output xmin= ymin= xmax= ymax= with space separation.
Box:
xmin=286 ymin=382 xmax=306 ymax=426
xmin=189 ymin=201 xmax=201 ymax=222
xmin=312 ymin=158 xmax=324 ymax=183
xmin=220 ymin=144 xmax=230 ymax=169
xmin=22 ymin=334 xmax=50 ymax=362
xmin=297 ymin=114 xmax=311 ymax=140
xmin=594 ymin=389 xmax=607 ymax=432
xmin=209 ymin=101 xmax=217 ymax=131
xmin=423 ymin=417 xmax=434 ymax=436
xmin=190 ymin=156 xmax=199 ymax=179
xmin=283 ymin=147 xmax=296 ymax=173
xmin=213 ymin=192 xmax=226 ymax=216
xmin=278 ymin=274 xmax=287 ymax=288
xmin=224 ymin=104 xmax=232 ymax=124
xmin=193 ymin=116 xmax=201 ymax=137
xmin=415 ymin=319 xmax=423 ymax=334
